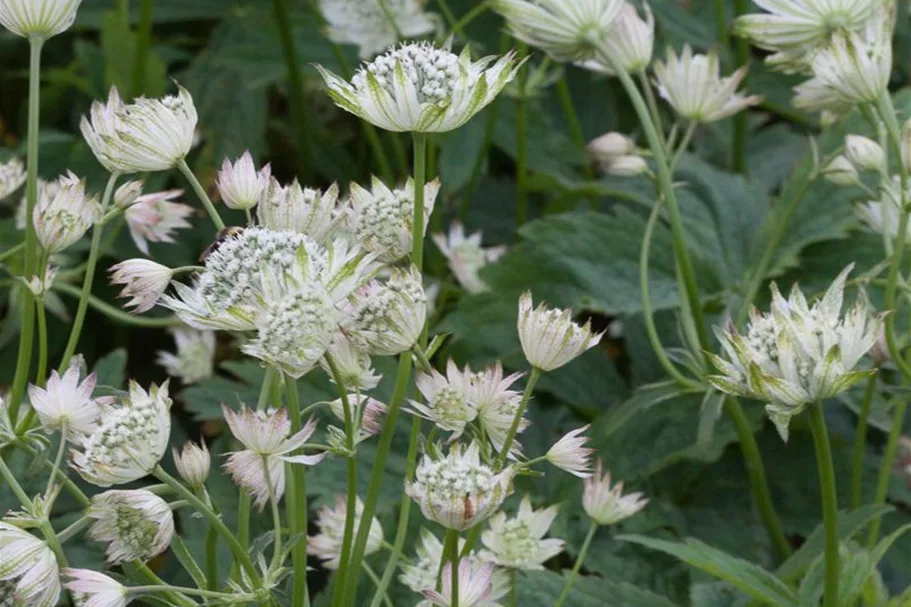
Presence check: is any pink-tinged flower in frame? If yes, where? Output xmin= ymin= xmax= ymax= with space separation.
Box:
xmin=351 ymin=265 xmax=427 ymax=356
xmin=328 ymin=394 xmax=387 ymax=439
xmin=319 ymin=331 xmax=382 ymax=391
xmin=172 ymin=441 xmax=211 ymax=489
xmin=0 ymin=522 xmax=60 ymax=607
xmin=422 ymin=559 xmax=506 ymax=607
xmin=27 ymin=364 xmax=98 ymax=437
xmin=308 ymin=495 xmax=384 ymax=569
xmin=432 ymin=222 xmax=506 ymax=294
xmin=0 ymin=0 xmax=82 ymax=40
xmin=546 ymin=425 xmax=594 ymax=478
xmin=63 ymin=569 xmax=128 ymax=607
xmin=223 ymin=406 xmax=326 ymax=509
xmin=217 ymin=151 xmax=271 ymax=211
xmin=33 ymin=171 xmax=99 ymax=254
xmin=87 ymin=489 xmax=174 ymax=565
xmin=583 ymin=460 xmax=648 ymax=525
xmin=407 ymin=359 xmax=477 ymax=440
xmin=469 ymin=362 xmax=527 ymax=457
xmin=113 ymin=180 xmax=144 ymax=208
xmin=259 ymin=179 xmax=339 ymax=239
xmin=517 ymin=292 xmax=603 ymax=372
xmin=400 ymin=529 xmax=464 ymax=592
xmin=480 ymin=495 xmax=564 ymax=570
xmin=125 ymin=189 xmax=193 ymax=255
xmin=0 ymin=156 xmax=25 ymax=202
xmin=156 ymin=327 xmax=216 ymax=384
xmin=406 ymin=442 xmax=514 ymax=531
xmin=109 ymin=259 xmax=174 ymax=313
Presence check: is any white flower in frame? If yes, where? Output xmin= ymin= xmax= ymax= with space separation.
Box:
xmin=0 ymin=157 xmax=25 ymax=201
xmin=792 ymin=75 xmax=855 ymax=117
xmin=433 ymin=222 xmax=506 ymax=294
xmin=259 ymin=179 xmax=339 ymax=240
xmin=317 ymin=41 xmax=520 ymax=133
xmin=320 ymin=331 xmax=382 ymax=391
xmin=71 ymin=380 xmax=172 ymax=486
xmin=63 ymin=569 xmax=128 ymax=607
xmin=124 ymin=189 xmax=193 ymax=256
xmin=480 ymin=495 xmax=563 ymax=570
xmin=546 ymin=425 xmax=594 ymax=477
xmin=81 ymin=86 xmax=198 ymax=173
xmin=822 ymin=155 xmax=860 ymax=186
xmin=16 ymin=178 xmax=59 ymax=230
xmin=0 ymin=0 xmax=81 ymax=39
xmin=587 ymin=132 xmax=635 ymax=167
xmin=408 ymin=360 xmax=478 ymax=439
xmin=578 ymin=1 xmax=654 ymax=75
xmin=401 ymin=529 xmax=459 ymax=592
xmin=320 ymin=0 xmax=436 ymax=60
xmin=328 ymin=394 xmax=387 ymax=438
xmin=406 ymin=442 xmax=514 ymax=531
xmin=223 ymin=407 xmax=326 ymax=509
xmin=33 ymin=171 xmax=99 ymax=254
xmin=172 ymin=441 xmax=211 ymax=488
xmin=109 ymin=259 xmax=175 ymax=314
xmin=348 ymin=176 xmax=440 ymax=262
xmin=113 ymin=180 xmax=144 ymax=208
xmin=859 ymin=177 xmax=910 ymax=240
xmin=517 ymin=292 xmax=603 ymax=372
xmin=217 ymin=151 xmax=271 ymax=211
xmin=21 ymin=265 xmax=57 ymax=297
xmin=156 ymin=327 xmax=216 ymax=384
xmin=583 ymin=460 xmax=648 ymax=525
xmin=470 ymin=362 xmax=527 ymax=457
xmin=805 ymin=12 xmax=892 ymax=106
xmin=422 ymin=559 xmax=505 ymax=607
xmin=0 ymin=523 xmax=60 ymax=607
xmin=844 ymin=135 xmax=885 ymax=172
xmin=605 ymin=155 xmax=649 ymax=177
xmin=307 ymin=495 xmax=384 ymax=569
xmin=351 ymin=265 xmax=426 ymax=355
xmin=707 ymin=265 xmax=881 ymax=440
xmin=87 ymin=489 xmax=174 ymax=564
xmin=492 ymin=0 xmax=623 ymax=62
xmin=653 ymin=45 xmax=762 ymax=123
xmin=27 ymin=364 xmax=98 ymax=437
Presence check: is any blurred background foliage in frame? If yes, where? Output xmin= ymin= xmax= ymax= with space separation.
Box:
xmin=2 ymin=0 xmax=911 ymax=605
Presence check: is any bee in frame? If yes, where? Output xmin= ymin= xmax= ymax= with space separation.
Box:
xmin=199 ymin=226 xmax=245 ymax=262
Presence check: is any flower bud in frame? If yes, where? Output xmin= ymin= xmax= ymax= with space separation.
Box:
xmin=172 ymin=441 xmax=211 ymax=488
xmin=607 ymin=155 xmax=649 ymax=177
xmin=319 ymin=332 xmax=381 ymax=391
xmin=109 ymin=259 xmax=174 ymax=314
xmin=27 ymin=362 xmax=98 ymax=437
xmin=546 ymin=425 xmax=594 ymax=477
xmin=113 ymin=180 xmax=144 ymax=209
xmin=517 ymin=292 xmax=603 ymax=372
xmin=258 ymin=178 xmax=338 ymax=240
xmin=352 ymin=266 xmax=427 ymax=356
xmin=217 ymin=151 xmax=271 ymax=211
xmin=583 ymin=461 xmax=648 ymax=525
xmin=33 ymin=172 xmax=99 ymax=254
xmin=587 ymin=132 xmax=635 ymax=165
xmin=0 ymin=0 xmax=82 ymax=40
xmin=823 ymin=155 xmax=859 ymax=186
xmin=87 ymin=489 xmax=174 ymax=564
xmin=63 ymin=569 xmax=128 ymax=607
xmin=845 ymin=135 xmax=885 ymax=172
xmin=0 ymin=522 xmax=60 ymax=607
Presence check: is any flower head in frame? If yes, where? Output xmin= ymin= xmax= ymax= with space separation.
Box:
xmin=223 ymin=407 xmax=325 ymax=508
xmin=587 ymin=132 xmax=635 ymax=167
xmin=406 ymin=442 xmax=514 ymax=530
xmin=172 ymin=441 xmax=211 ymax=488
xmin=259 ymin=179 xmax=340 ymax=241
xmin=480 ymin=495 xmax=563 ymax=569
xmin=844 ymin=134 xmax=885 ymax=172
xmin=0 ymin=157 xmax=25 ymax=202
xmin=858 ymin=177 xmax=910 ymax=240
xmin=348 ymin=176 xmax=440 ymax=262
xmin=308 ymin=495 xmax=384 ymax=569
xmin=653 ymin=46 xmax=762 ymax=123
xmin=422 ymin=559 xmax=506 ymax=607
xmin=27 ymin=364 xmax=98 ymax=437
xmin=328 ymin=394 xmax=387 ymax=438
xmin=81 ymin=86 xmax=197 ymax=173
xmin=578 ymin=1 xmax=654 ymax=75
xmin=470 ymin=362 xmax=527 ymax=457
xmin=217 ymin=151 xmax=271 ymax=211
xmin=317 ymin=41 xmax=520 ymax=133
xmin=517 ymin=292 xmax=603 ymax=371
xmin=321 ymin=0 xmax=436 ymax=59
xmin=708 ymin=265 xmax=881 ymax=440
xmin=156 ymin=327 xmax=216 ymax=384
xmin=0 ymin=523 xmax=60 ymax=607
xmin=492 ymin=0 xmax=623 ymax=62
xmin=113 ymin=180 xmax=144 ymax=208
xmin=583 ymin=461 xmax=648 ymax=525
xmin=33 ymin=171 xmax=99 ymax=254
xmin=408 ymin=360 xmax=478 ymax=439
xmin=63 ymin=569 xmax=128 ymax=607
xmin=87 ymin=489 xmax=174 ymax=564
xmin=401 ymin=529 xmax=459 ymax=592
xmin=320 ymin=332 xmax=382 ymax=391
xmin=109 ymin=259 xmax=174 ymax=314
xmin=351 ymin=265 xmax=427 ymax=355
xmin=433 ymin=222 xmax=506 ymax=293
xmin=71 ymin=381 xmax=171 ymax=486
xmin=0 ymin=0 xmax=81 ymax=39
xmin=124 ymin=189 xmax=193 ymax=256
xmin=546 ymin=425 xmax=594 ymax=477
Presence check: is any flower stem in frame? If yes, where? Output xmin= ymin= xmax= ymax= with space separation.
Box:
xmin=713 ymin=0 xmax=729 ymax=53
xmin=177 ymin=160 xmax=225 ymax=231
xmin=129 ymin=585 xmax=250 ymax=601
xmin=0 ymin=242 xmax=24 ymax=265
xmin=808 ymin=402 xmax=839 ymax=607
xmin=555 ymin=76 xmax=596 ymax=208
xmin=8 ymin=37 xmax=45 ymax=423
xmin=516 ymin=46 xmax=529 ymax=227
xmin=732 ymin=0 xmax=750 ymax=175
xmin=443 ymin=529 xmax=460 ymax=606
xmin=0 ymin=453 xmax=33 ymax=509
xmin=412 ymin=133 xmax=428 ymax=269
xmin=495 ymin=368 xmax=540 ymax=468
xmin=205 ymin=521 xmax=218 ymax=591
xmin=284 ymin=373 xmax=311 ymax=607
xmin=363 ymin=562 xmax=393 ymax=607
xmin=132 ymin=0 xmax=153 ymax=95
xmin=637 ymin=72 xmax=664 ymax=145
xmin=866 ymin=400 xmax=907 ymax=548
xmin=509 ymin=568 xmax=517 ymax=607
xmin=669 ymin=121 xmax=696 ymax=173
xmin=261 ymin=454 xmax=283 ymax=572
xmin=851 ymin=374 xmax=878 ymax=510
xmin=52 ymin=281 xmax=181 ymax=327
xmin=554 ymin=520 xmax=598 ymax=607
xmin=34 ymin=298 xmax=48 ymax=386
xmin=57 ymin=515 xmax=91 ymax=543
xmin=43 ymin=422 xmax=67 ymax=498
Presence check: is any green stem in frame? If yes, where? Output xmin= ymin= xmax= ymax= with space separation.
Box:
xmin=808 ymin=402 xmax=839 ymax=607
xmin=725 ymin=397 xmax=791 ymax=560
xmin=509 ymin=569 xmax=517 ymax=607
xmin=713 ymin=0 xmax=729 ymax=53
xmin=205 ymin=521 xmax=218 ymax=591
xmin=412 ymin=133 xmax=428 ymax=269
xmin=8 ymin=37 xmax=45 ymax=423
xmin=130 ymin=563 xmax=197 ymax=607
xmin=0 ymin=453 xmax=33 ymax=509
xmin=0 ymin=242 xmax=24 ymax=265
xmin=35 ymin=298 xmax=47 ymax=386
xmin=637 ymin=71 xmax=664 ymax=144
xmin=43 ymin=422 xmax=67 ymax=497
xmin=554 ymin=520 xmax=598 ymax=607
xmin=495 ymin=368 xmax=540 ymax=468
xmin=669 ymin=122 xmax=696 ymax=173
xmin=39 ymin=519 xmax=68 ymax=568
xmin=362 ymin=563 xmax=393 ymax=607
xmin=449 ymin=1 xmax=489 ymax=36
xmin=177 ymin=160 xmax=225 ymax=231
xmin=132 ymin=0 xmax=153 ymax=95
xmin=18 ymin=441 xmax=90 ymax=506
xmin=57 ymin=515 xmax=91 ymax=543
xmin=271 ymin=0 xmax=313 ymax=182
xmin=262 ymin=454 xmax=283 ymax=572
xmin=435 ymin=0 xmax=459 ymax=29
xmin=284 ymin=374 xmax=310 ymax=607
xmin=555 ymin=76 xmax=597 ymax=209
xmin=443 ymin=529 xmax=460 ymax=606
xmin=129 ymin=585 xmax=249 ymax=601
xmin=591 ymin=39 xmax=709 ymax=352
xmin=53 ymin=281 xmax=180 ymax=327
xmin=732 ymin=0 xmax=750 ymax=175
xmin=516 ymin=48 xmax=529 ymax=227
xmin=851 ymin=375 xmax=878 ymax=510
xmin=866 ymin=400 xmax=907 ymax=548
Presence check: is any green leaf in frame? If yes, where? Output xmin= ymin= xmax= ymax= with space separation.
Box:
xmin=92 ymin=348 xmax=127 ymax=391
xmin=170 ymin=535 xmax=208 ymax=590
xmin=99 ymin=10 xmax=167 ymax=97
xmin=515 ymin=569 xmax=678 ymax=607
xmin=619 ymin=535 xmax=799 ymax=607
